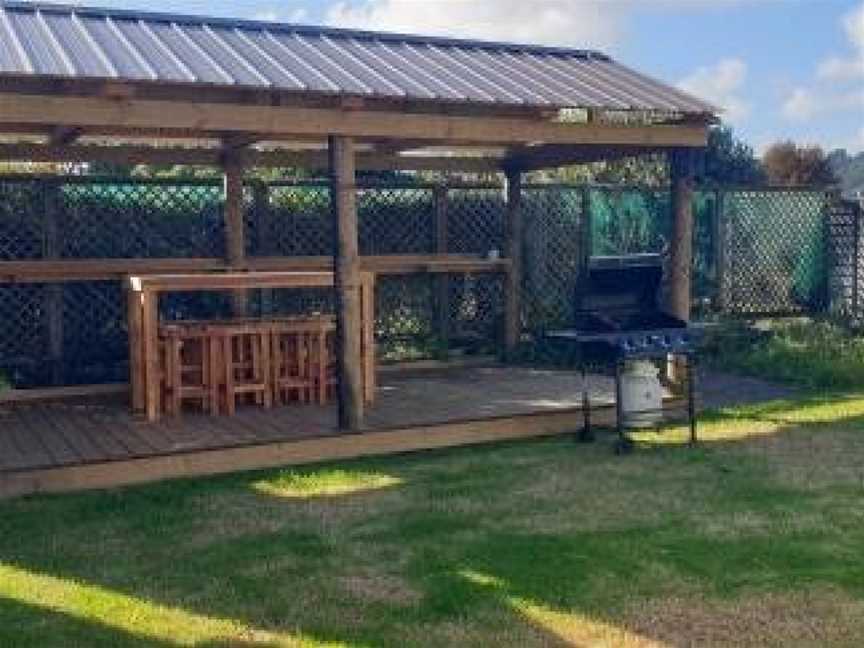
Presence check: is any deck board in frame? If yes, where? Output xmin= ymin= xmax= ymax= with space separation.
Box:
xmin=0 ymin=367 xmax=797 ymax=486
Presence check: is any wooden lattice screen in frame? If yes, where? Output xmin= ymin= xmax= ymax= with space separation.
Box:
xmin=0 ymin=176 xmax=846 ymax=388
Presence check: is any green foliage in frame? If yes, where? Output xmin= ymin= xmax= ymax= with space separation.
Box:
xmin=701 ymin=124 xmax=765 ymax=186
xmin=703 ymin=320 xmax=864 ymax=389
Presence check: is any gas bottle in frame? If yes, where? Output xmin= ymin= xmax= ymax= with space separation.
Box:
xmin=620 ymin=360 xmax=663 ymax=427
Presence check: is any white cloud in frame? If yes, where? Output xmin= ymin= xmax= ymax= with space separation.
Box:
xmin=817 ymin=56 xmax=863 ymax=80
xmin=253 ymin=7 xmax=309 ymax=24
xmin=845 ymin=1 xmax=864 ymax=50
xmin=325 ymin=0 xmax=627 ymax=49
xmin=677 ymin=58 xmax=750 ymax=123
xmin=816 ymin=1 xmax=864 ymax=80
xmin=782 ymin=86 xmax=864 ymax=121
xmin=782 ymin=87 xmax=818 ymax=121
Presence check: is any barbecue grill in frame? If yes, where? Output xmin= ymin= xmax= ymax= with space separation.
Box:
xmin=547 ymin=253 xmax=699 ymax=453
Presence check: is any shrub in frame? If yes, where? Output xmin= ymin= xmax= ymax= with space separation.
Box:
xmin=702 ymin=319 xmax=864 ymax=390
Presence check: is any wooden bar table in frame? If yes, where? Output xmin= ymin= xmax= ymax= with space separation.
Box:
xmin=127 ymin=271 xmax=376 ymax=422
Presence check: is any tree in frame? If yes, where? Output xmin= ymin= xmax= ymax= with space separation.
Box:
xmin=827 ymin=148 xmax=864 ymax=198
xmin=534 ymin=122 xmax=763 ymax=187
xmin=700 ymin=124 xmax=764 ymax=186
xmin=762 ymin=141 xmax=837 ymax=187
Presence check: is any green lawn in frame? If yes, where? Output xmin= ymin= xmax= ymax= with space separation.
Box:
xmin=1 ymin=393 xmax=864 ymax=647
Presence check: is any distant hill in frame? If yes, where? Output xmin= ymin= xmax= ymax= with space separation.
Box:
xmin=828 ymin=149 xmax=864 ymax=199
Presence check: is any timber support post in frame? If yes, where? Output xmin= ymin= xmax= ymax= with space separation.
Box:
xmin=433 ymin=184 xmax=450 ymax=357
xmin=667 ymin=149 xmax=697 ymax=386
xmin=668 ymin=149 xmax=696 ymax=322
xmin=223 ymin=153 xmax=247 ymax=315
xmin=252 ymin=181 xmax=274 ymax=316
xmin=504 ymin=168 xmax=523 ymax=357
xmin=43 ymin=178 xmax=64 ymax=385
xmin=330 ymin=135 xmax=365 ymax=431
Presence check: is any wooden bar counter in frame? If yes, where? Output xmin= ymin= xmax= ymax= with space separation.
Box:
xmin=127 ymin=271 xmax=375 ymax=422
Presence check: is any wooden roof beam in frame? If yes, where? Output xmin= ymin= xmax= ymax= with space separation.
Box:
xmin=48 ymin=126 xmax=84 ymax=146
xmin=0 ymin=94 xmax=710 ymax=147
xmin=504 ymin=144 xmax=669 ymax=172
xmin=0 ymin=142 xmax=501 ymax=172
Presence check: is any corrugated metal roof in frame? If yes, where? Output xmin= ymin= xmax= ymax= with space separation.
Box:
xmin=0 ymin=1 xmax=716 ymax=115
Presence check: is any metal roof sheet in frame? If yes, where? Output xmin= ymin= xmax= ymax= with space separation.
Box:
xmin=0 ymin=1 xmax=716 ymax=115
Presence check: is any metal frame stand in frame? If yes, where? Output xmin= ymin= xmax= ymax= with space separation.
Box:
xmin=578 ymin=351 xmax=697 ymax=454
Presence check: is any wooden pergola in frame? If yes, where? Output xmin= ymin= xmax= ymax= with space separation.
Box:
xmin=0 ymin=2 xmax=714 ymax=431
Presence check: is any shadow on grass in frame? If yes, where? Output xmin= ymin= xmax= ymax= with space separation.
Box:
xmin=1 ymin=392 xmax=864 ymax=646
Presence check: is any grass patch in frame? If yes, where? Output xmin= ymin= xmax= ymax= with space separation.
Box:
xmin=703 ymin=319 xmax=864 ymax=389
xmin=1 ymin=392 xmax=864 ymax=646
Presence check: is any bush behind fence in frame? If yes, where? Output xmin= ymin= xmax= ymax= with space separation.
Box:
xmin=0 ymin=176 xmax=854 ymax=388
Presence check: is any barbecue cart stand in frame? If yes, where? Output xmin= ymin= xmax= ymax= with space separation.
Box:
xmin=547 ymin=254 xmax=699 ymax=453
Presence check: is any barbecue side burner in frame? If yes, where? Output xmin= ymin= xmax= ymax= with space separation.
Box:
xmin=547 ymin=253 xmax=699 ymax=454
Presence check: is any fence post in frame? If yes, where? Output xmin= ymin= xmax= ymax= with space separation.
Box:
xmin=433 ymin=184 xmax=450 ymax=356
xmin=504 ymin=169 xmax=523 ymax=356
xmin=713 ymin=188 xmax=726 ymax=313
xmin=854 ymin=198 xmax=862 ymax=321
xmin=579 ymin=185 xmax=592 ymax=274
xmin=42 ymin=178 xmax=64 ymax=386
xmin=253 ymin=181 xmax=273 ymax=316
xmin=223 ymin=154 xmax=247 ymax=315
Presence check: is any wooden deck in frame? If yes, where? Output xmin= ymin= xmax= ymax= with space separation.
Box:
xmin=0 ymin=366 xmax=794 ymax=498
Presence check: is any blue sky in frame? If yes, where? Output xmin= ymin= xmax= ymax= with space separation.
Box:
xmin=21 ymin=0 xmax=864 ymax=154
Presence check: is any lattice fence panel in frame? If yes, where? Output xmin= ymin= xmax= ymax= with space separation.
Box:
xmin=59 ymin=180 xmax=224 ymax=259
xmin=588 ymin=186 xmax=671 ymax=256
xmin=693 ymin=190 xmax=721 ymax=312
xmin=448 ymin=188 xmax=505 ymax=255
xmin=376 ymin=275 xmax=437 ymax=360
xmin=0 ymin=178 xmax=43 ymax=260
xmin=826 ymin=198 xmax=862 ymax=321
xmin=264 ymin=183 xmax=332 ymax=256
xmin=449 ymin=274 xmax=505 ymax=348
xmin=721 ymin=190 xmax=829 ymax=315
xmin=62 ymin=282 xmax=128 ymax=384
xmin=0 ymin=284 xmax=46 ymax=387
xmin=358 ymin=186 xmax=434 ymax=255
xmin=522 ymin=187 xmax=585 ymax=330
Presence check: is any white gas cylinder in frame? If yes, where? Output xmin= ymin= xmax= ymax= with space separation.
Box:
xmin=620 ymin=360 xmax=663 ymax=427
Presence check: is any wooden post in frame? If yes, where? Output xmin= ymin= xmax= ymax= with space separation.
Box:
xmin=223 ymin=154 xmax=247 ymax=315
xmin=330 ymin=135 xmax=364 ymax=431
xmin=713 ymin=188 xmax=727 ymax=313
xmin=252 ymin=181 xmax=274 ymax=316
xmin=42 ymin=178 xmax=64 ymax=385
xmin=668 ymin=149 xmax=696 ymax=322
xmin=433 ymin=184 xmax=450 ymax=356
xmin=504 ymin=169 xmax=523 ymax=356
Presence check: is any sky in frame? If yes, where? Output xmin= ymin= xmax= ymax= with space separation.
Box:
xmin=18 ymin=0 xmax=864 ymax=154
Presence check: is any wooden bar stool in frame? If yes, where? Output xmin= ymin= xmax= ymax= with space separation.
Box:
xmin=160 ymin=322 xmax=213 ymax=416
xmin=271 ymin=320 xmax=316 ymax=405
xmin=307 ymin=318 xmax=337 ymax=405
xmin=210 ymin=321 xmax=273 ymax=416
